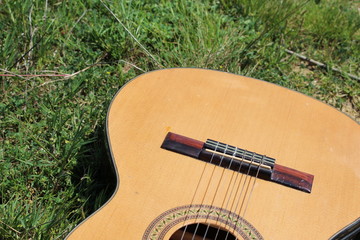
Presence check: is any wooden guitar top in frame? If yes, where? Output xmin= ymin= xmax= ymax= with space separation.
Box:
xmin=66 ymin=68 xmax=360 ymax=239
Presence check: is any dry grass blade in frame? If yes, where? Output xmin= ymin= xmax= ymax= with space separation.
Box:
xmin=285 ymin=49 xmax=360 ymax=82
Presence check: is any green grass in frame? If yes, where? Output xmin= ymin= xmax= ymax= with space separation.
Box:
xmin=1 ymin=0 xmax=359 ymax=239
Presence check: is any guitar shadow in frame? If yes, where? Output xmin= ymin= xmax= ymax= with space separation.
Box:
xmin=70 ymin=124 xmax=117 ymax=218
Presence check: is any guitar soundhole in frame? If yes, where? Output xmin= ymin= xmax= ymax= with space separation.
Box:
xmin=170 ymin=223 xmax=236 ymax=240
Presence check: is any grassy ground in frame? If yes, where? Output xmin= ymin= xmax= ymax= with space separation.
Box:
xmin=1 ymin=0 xmax=359 ymax=239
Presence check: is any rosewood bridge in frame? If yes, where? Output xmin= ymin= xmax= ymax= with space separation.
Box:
xmin=161 ymin=132 xmax=314 ymax=193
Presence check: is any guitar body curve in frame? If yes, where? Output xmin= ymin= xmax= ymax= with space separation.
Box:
xmin=66 ymin=68 xmax=360 ymax=239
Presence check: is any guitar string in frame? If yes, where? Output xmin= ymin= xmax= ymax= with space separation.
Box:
xmin=181 ymin=140 xmax=265 ymax=240
xmin=191 ymin=143 xmax=229 ymax=240
xmin=202 ymin=143 xmax=258 ymax=240
xmin=224 ymin=154 xmax=264 ymax=240
xmin=213 ymin=147 xmax=247 ymax=240
xmin=211 ymin=147 xmax=239 ymax=240
xmin=181 ymin=165 xmax=216 ymax=240
xmin=178 ymin=153 xmax=211 ymax=240
xmin=200 ymin=144 xmax=231 ymax=240
xmin=203 ymin=143 xmax=258 ymax=240
xmin=232 ymin=156 xmax=264 ymax=240
xmin=223 ymin=151 xmax=256 ymax=240
xmin=189 ymin=146 xmax=222 ymax=240
xmin=242 ymin=155 xmax=265 ymax=218
xmin=234 ymin=152 xmax=255 ymax=214
xmin=180 ymin=141 xmax=220 ymax=240
xmin=220 ymin=149 xmax=249 ymax=240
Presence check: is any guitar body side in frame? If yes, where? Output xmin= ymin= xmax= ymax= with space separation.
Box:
xmin=66 ymin=68 xmax=360 ymax=239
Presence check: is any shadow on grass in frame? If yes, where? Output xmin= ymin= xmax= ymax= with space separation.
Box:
xmin=70 ymin=124 xmax=117 ymax=218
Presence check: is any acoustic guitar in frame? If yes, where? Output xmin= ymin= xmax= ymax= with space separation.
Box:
xmin=66 ymin=68 xmax=360 ymax=239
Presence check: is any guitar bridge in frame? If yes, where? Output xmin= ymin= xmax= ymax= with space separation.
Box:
xmin=161 ymin=132 xmax=314 ymax=193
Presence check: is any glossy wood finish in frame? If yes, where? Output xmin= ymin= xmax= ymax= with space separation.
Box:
xmin=66 ymin=68 xmax=360 ymax=239
xmin=271 ymin=164 xmax=313 ymax=193
xmin=161 ymin=132 xmax=204 ymax=158
xmin=162 ymin=132 xmax=313 ymax=193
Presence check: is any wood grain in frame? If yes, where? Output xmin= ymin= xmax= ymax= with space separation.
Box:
xmin=66 ymin=68 xmax=360 ymax=239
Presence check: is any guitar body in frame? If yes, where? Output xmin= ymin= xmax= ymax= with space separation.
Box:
xmin=66 ymin=68 xmax=360 ymax=239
